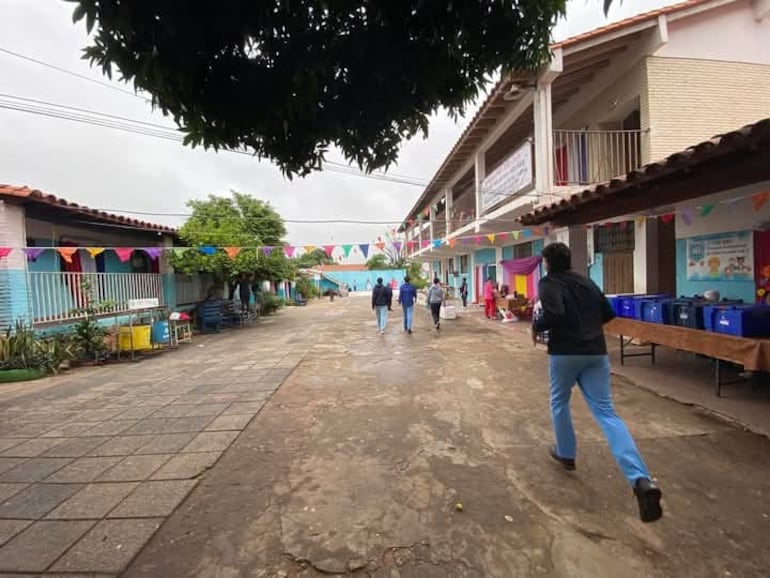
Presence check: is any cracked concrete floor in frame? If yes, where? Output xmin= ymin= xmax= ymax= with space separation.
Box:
xmin=112 ymin=296 xmax=770 ymax=578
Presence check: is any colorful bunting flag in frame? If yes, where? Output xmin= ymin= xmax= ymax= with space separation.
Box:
xmin=448 ymin=238 xmax=456 ymax=248
xmin=86 ymin=247 xmax=105 ymax=258
xmin=224 ymin=247 xmax=241 ymax=259
xmin=303 ymin=245 xmax=316 ymax=254
xmin=487 ymin=233 xmax=496 ymax=244
xmin=23 ymin=248 xmax=44 ymax=261
xmin=0 ymin=248 xmax=11 ymax=259
xmin=660 ymin=213 xmax=675 ymax=224
xmin=421 ymin=240 xmax=430 ymax=249
xmin=172 ymin=248 xmax=190 ymax=257
xmin=342 ymin=244 xmax=353 ymax=257
xmin=323 ymin=245 xmax=335 ymax=258
xmin=114 ymin=247 xmax=134 ymax=262
xmin=263 ymin=247 xmax=275 ymax=257
xmin=636 ymin=217 xmax=646 ymax=227
xmin=498 ymin=233 xmax=507 ymax=242
xmin=533 ymin=227 xmax=542 ymax=236
xmin=57 ymin=247 xmax=78 ymax=263
xmin=699 ymin=204 xmax=715 ymax=217
xmin=474 ymin=236 xmax=481 ymax=246
xmin=752 ymin=191 xmax=769 ymax=212
xmin=359 ymin=244 xmax=370 ymax=258
xmin=522 ymin=229 xmax=532 ymax=238
xmin=284 ymin=246 xmax=296 ymax=258
xmin=432 ymin=239 xmax=442 ymax=249
xmin=375 ymin=242 xmax=386 ymax=251
xmin=681 ymin=208 xmax=695 ymax=227
xmin=199 ymin=246 xmax=216 ymax=256
xmin=393 ymin=242 xmax=403 ymax=253
xmin=144 ymin=248 xmax=163 ymax=260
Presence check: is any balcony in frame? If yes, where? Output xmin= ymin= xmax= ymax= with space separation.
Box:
xmin=553 ymin=129 xmax=643 ymax=187
xmin=449 ymin=186 xmax=476 ymax=234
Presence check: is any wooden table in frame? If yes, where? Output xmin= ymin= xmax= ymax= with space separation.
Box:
xmin=605 ymin=318 xmax=770 ymax=397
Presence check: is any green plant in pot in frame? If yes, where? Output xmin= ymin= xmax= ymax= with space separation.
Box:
xmin=69 ymin=279 xmax=115 ymax=363
xmin=0 ymin=321 xmax=75 ymax=382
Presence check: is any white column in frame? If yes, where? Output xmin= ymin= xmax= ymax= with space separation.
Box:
xmin=445 ymin=187 xmax=453 ymax=237
xmin=495 ymin=246 xmax=504 ymax=287
xmin=633 ymin=219 xmax=648 ymax=293
xmin=533 ymin=48 xmax=562 ymax=199
xmin=474 ymin=151 xmax=486 ymax=233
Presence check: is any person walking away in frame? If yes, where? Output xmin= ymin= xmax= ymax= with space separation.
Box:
xmin=484 ymin=277 xmax=496 ymax=319
xmin=238 ymin=274 xmax=252 ymax=314
xmin=427 ymin=278 xmax=445 ymax=331
xmin=398 ymin=276 xmax=418 ymax=334
xmin=532 ymin=242 xmax=662 ymax=523
xmin=371 ymin=277 xmax=392 ymax=334
xmin=460 ymin=279 xmax=469 ymax=308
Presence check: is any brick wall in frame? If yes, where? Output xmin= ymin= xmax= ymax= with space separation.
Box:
xmin=646 ymin=56 xmax=770 ymax=161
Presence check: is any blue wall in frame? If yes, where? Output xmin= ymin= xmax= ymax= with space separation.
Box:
xmin=0 ymin=270 xmax=31 ymax=327
xmin=473 ymin=248 xmax=496 ymax=265
xmin=502 ymin=246 xmax=514 ymax=260
xmin=589 ymin=253 xmax=604 ymax=290
xmin=323 ymin=269 xmax=406 ymax=291
xmin=675 ymin=239 xmax=755 ymax=302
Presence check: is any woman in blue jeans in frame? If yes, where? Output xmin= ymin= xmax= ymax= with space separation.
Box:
xmin=533 ymin=242 xmax=662 ymax=523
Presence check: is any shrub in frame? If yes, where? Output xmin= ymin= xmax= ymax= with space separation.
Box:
xmin=295 ymin=275 xmax=319 ymax=300
xmin=0 ymin=321 xmax=75 ymax=375
xmin=259 ymin=292 xmax=284 ymax=316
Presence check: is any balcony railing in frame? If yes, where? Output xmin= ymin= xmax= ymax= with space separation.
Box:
xmin=553 ymin=129 xmax=643 ymax=186
xmin=29 ymin=272 xmax=165 ymax=324
xmin=449 ymin=188 xmax=476 ymax=234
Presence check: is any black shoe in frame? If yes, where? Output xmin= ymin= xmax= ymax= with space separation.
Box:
xmin=549 ymin=445 xmax=576 ymax=471
xmin=408 ymin=329 xmax=412 ymax=334
xmin=437 ymin=322 xmax=441 ymax=330
xmin=634 ymin=478 xmax=663 ymax=523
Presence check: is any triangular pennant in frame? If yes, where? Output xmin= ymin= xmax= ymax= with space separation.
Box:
xmin=421 ymin=240 xmax=430 ymax=249
xmin=144 ymin=247 xmax=163 ymax=260
xmin=636 ymin=216 xmax=646 ymax=227
xmin=263 ymin=246 xmax=275 ymax=257
xmin=284 ymin=246 xmax=296 ymax=258
xmin=448 ymin=238 xmax=457 ymax=248
xmin=498 ymin=233 xmax=507 ymax=242
xmin=23 ymin=248 xmax=45 ymax=261
xmin=533 ymin=227 xmax=542 ymax=236
xmin=474 ymin=236 xmax=481 ymax=246
xmin=512 ymin=231 xmax=521 ymax=240
xmin=359 ymin=244 xmax=370 ymax=258
xmin=303 ymin=245 xmax=316 ymax=254
xmin=699 ymin=204 xmax=715 ymax=217
xmin=522 ymin=229 xmax=532 ymax=238
xmin=406 ymin=240 xmax=415 ymax=248
xmin=224 ymin=247 xmax=242 ymax=259
xmin=342 ymin=244 xmax=353 ymax=257
xmin=543 ymin=226 xmax=551 ymax=236
xmin=487 ymin=234 xmax=496 ymax=244
xmin=660 ymin=213 xmax=675 ymax=224
xmin=375 ymin=242 xmax=386 ymax=251
xmin=432 ymin=239 xmax=442 ymax=249
xmin=752 ymin=191 xmax=769 ymax=212
xmin=393 ymin=242 xmax=402 ymax=252
xmin=681 ymin=208 xmax=695 ymax=227
xmin=172 ymin=247 xmax=190 ymax=257
xmin=0 ymin=248 xmax=12 ymax=259
xmin=56 ymin=247 xmax=78 ymax=263
xmin=199 ymin=246 xmax=217 ymax=256
xmin=114 ymin=247 xmax=134 ymax=262
xmin=323 ymin=245 xmax=335 ymax=258
xmin=86 ymin=247 xmax=105 ymax=258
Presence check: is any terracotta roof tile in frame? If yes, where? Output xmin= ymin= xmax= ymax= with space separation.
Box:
xmin=0 ymin=185 xmax=176 ymax=234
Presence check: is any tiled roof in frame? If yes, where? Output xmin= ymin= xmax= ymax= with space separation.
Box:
xmin=518 ymin=118 xmax=770 ymax=225
xmin=402 ymin=0 xmax=731 ymax=226
xmin=0 ymin=184 xmax=176 ymax=234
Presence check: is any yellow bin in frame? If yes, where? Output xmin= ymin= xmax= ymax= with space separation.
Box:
xmin=118 ymin=325 xmax=152 ymax=351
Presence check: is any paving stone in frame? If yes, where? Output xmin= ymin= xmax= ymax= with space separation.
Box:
xmin=134 ymin=433 xmax=196 ymax=455
xmin=150 ymin=451 xmax=222 ymax=480
xmin=80 ymin=420 xmax=137 ymax=437
xmin=0 ymin=460 xmax=26 ymax=477
xmin=41 ymin=437 xmax=110 ymax=458
xmin=204 ymin=414 xmax=255 ymax=431
xmin=183 ymin=403 xmax=230 ymax=417
xmin=4 ymin=424 xmax=54 ymax=438
xmin=135 ymin=396 xmax=178 ymax=407
xmin=114 ymin=406 xmax=158 ymax=420
xmin=223 ymin=401 xmax=267 ymax=414
xmin=147 ymin=405 xmax=189 ymax=418
xmin=40 ymin=422 xmax=96 ymax=438
xmin=161 ymin=417 xmax=215 ymax=434
xmin=0 ymin=484 xmax=82 ymax=519
xmin=183 ymin=431 xmax=239 ymax=453
xmin=45 ymin=457 xmax=123 ymax=483
xmin=169 ymin=395 xmax=209 ymax=406
xmin=0 ymin=458 xmax=72 ymax=483
xmin=88 ymin=436 xmax=154 ymax=457
xmin=46 ymin=483 xmax=139 ymax=520
xmin=76 ymin=409 xmax=125 ymax=422
xmin=0 ymin=520 xmax=94 ymax=572
xmin=0 ymin=520 xmax=31 ymax=548
xmin=96 ymin=454 xmax=172 ymax=482
xmin=0 ymin=441 xmax=22 ymax=454
xmin=50 ymin=518 xmax=162 ymax=574
xmin=0 ymin=486 xmax=26 ymax=505
xmin=108 ymin=480 xmax=197 ymax=518
xmin=121 ymin=419 xmax=170 ymax=436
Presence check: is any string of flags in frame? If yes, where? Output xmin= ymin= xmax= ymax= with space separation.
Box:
xmin=0 ymin=190 xmax=766 ymax=262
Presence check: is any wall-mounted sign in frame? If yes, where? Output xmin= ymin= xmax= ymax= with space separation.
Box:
xmin=686 ymin=231 xmax=754 ymax=281
xmin=481 ymin=141 xmax=533 ymax=214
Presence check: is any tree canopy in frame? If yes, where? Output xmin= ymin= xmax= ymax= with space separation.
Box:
xmin=69 ymin=0 xmax=573 ymax=176
xmin=294 ymin=248 xmax=334 ymax=269
xmin=172 ymin=192 xmax=292 ymax=283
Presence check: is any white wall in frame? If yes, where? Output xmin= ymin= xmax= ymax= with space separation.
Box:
xmin=0 ymin=202 xmax=27 ymax=270
xmin=657 ymin=1 xmax=770 ymax=65
xmin=633 ymin=219 xmax=648 ymax=293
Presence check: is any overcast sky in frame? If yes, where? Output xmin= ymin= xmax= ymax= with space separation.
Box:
xmin=0 ymin=0 xmax=677 ymax=255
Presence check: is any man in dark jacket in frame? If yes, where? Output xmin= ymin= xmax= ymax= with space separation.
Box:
xmin=371 ymin=277 xmax=392 ymax=335
xmin=398 ymin=276 xmax=418 ymax=334
xmin=533 ymin=242 xmax=662 ymax=523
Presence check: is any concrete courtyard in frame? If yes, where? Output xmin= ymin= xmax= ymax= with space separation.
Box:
xmin=0 ymin=296 xmax=769 ymax=577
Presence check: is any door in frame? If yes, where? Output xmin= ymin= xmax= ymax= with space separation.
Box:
xmin=603 ymin=252 xmax=634 ymax=294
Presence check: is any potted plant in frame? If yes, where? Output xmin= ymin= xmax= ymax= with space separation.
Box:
xmin=0 ymin=321 xmax=75 ymax=383
xmin=69 ymin=279 xmax=115 ymax=365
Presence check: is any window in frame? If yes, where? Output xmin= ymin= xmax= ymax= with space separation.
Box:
xmin=459 ymin=255 xmax=469 ymax=274
xmin=594 ymin=222 xmax=635 ymax=253
xmin=513 ymin=242 xmax=533 ymax=259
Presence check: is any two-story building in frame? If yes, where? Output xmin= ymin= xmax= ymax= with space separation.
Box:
xmin=402 ymin=0 xmax=770 ymax=303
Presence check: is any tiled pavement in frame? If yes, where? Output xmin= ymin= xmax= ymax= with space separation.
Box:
xmin=0 ymin=316 xmax=307 ymax=575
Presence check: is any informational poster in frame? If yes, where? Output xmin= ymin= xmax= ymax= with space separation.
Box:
xmin=686 ymin=231 xmax=754 ymax=281
xmin=480 ymin=141 xmax=533 ymax=214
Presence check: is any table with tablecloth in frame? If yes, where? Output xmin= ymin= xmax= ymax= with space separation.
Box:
xmin=604 ymin=318 xmax=770 ymax=396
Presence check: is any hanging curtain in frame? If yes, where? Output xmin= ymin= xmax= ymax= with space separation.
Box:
xmin=502 ymin=257 xmax=543 ymax=298
xmin=59 ymin=242 xmax=84 ymax=307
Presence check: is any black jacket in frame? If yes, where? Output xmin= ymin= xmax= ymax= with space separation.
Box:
xmin=371 ymin=284 xmax=392 ymax=308
xmin=533 ymin=270 xmax=615 ymax=355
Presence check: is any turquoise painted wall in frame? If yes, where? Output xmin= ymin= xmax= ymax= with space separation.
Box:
xmin=473 ymin=248 xmax=496 ymax=265
xmin=502 ymin=246 xmax=514 ymax=260
xmin=162 ymin=273 xmax=177 ymax=309
xmin=0 ymin=270 xmax=31 ymax=327
xmin=322 ymin=269 xmax=405 ymax=291
xmin=589 ymin=253 xmax=604 ymax=290
xmin=675 ymin=238 xmax=755 ymax=302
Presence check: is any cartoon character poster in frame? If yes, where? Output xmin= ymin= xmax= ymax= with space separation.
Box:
xmin=686 ymin=231 xmax=754 ymax=281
